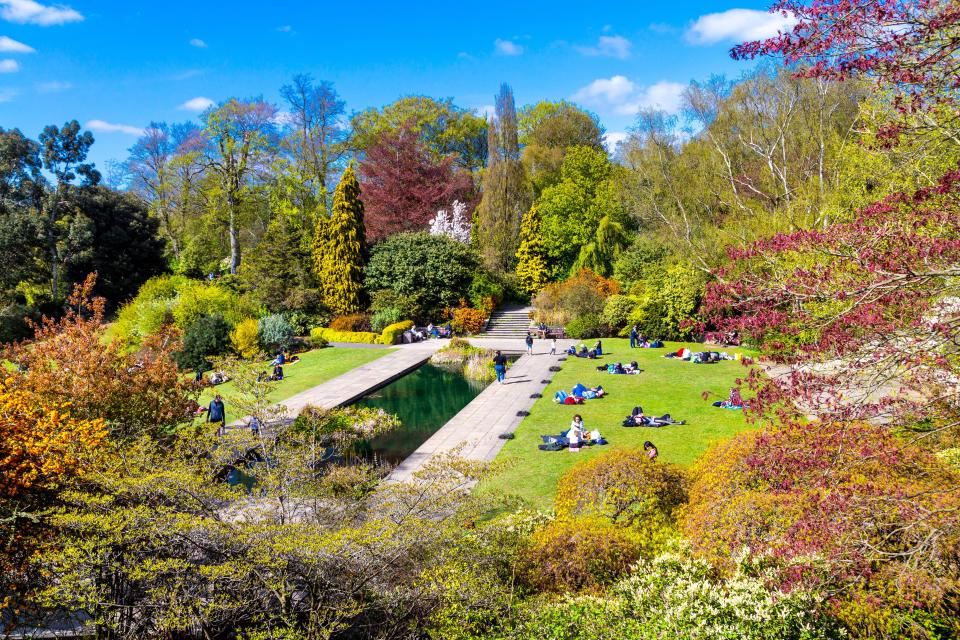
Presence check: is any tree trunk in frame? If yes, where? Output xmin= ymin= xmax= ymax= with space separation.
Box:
xmin=229 ymin=198 xmax=241 ymax=274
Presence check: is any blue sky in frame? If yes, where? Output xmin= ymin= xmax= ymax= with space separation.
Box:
xmin=0 ymin=0 xmax=795 ymax=170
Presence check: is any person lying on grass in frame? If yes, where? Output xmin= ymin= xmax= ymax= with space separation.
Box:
xmin=622 ymin=405 xmax=685 ymax=427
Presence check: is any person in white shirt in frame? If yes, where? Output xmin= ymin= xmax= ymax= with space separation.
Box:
xmin=568 ymin=415 xmax=585 ymax=448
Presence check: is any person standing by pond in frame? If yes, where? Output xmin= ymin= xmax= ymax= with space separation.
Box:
xmin=208 ymin=393 xmax=226 ymax=436
xmin=493 ymin=350 xmax=508 ymax=384
xmin=525 ymin=332 xmax=534 ymax=355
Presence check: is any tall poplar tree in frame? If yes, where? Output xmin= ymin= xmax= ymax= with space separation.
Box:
xmin=314 ymin=163 xmax=366 ymax=315
xmin=514 ymin=205 xmax=548 ymax=295
xmin=475 ymin=84 xmax=531 ymax=273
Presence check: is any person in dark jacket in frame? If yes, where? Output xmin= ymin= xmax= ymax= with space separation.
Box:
xmin=493 ymin=351 xmax=508 ymax=384
xmin=208 ymin=394 xmax=226 ymax=435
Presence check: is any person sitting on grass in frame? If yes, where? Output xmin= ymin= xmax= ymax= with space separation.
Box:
xmin=594 ymin=339 xmax=603 ymax=356
xmin=568 ymin=415 xmax=585 ymax=449
xmin=271 ymin=364 xmax=284 ymax=381
xmin=713 ymin=387 xmax=746 ymax=409
xmin=644 ymin=441 xmax=659 ymax=460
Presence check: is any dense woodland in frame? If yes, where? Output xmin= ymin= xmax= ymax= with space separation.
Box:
xmin=3 ymin=1 xmax=960 ymax=638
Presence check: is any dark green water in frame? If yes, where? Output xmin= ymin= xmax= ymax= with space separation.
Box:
xmin=353 ymin=362 xmax=488 ymax=465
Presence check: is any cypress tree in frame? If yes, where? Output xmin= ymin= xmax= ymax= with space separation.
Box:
xmin=314 ymin=163 xmax=366 ymax=315
xmin=515 ymin=205 xmax=549 ymax=295
xmin=475 ymin=83 xmax=531 ymax=273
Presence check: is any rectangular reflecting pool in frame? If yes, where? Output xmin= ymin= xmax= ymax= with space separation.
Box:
xmin=352 ymin=362 xmax=489 ymax=465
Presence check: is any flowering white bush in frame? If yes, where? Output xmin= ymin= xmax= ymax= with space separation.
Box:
xmin=506 ymin=543 xmax=844 ymax=640
xmin=428 ymin=200 xmax=471 ymax=243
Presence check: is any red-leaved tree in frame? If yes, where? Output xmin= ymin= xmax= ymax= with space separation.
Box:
xmin=358 ymin=122 xmax=475 ymax=241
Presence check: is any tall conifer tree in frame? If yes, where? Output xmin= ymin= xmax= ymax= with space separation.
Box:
xmin=313 ymin=163 xmax=366 ymax=314
xmin=515 ymin=205 xmax=549 ymax=295
xmin=475 ymin=84 xmax=531 ymax=273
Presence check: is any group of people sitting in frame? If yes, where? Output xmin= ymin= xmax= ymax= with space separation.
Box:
xmin=567 ymin=340 xmax=604 ymax=359
xmin=622 ymin=405 xmax=686 ymax=427
xmin=554 ymin=383 xmax=606 ymax=404
xmin=539 ymin=414 xmax=608 ymax=451
xmin=713 ymin=387 xmax=746 ymax=410
xmin=664 ymin=347 xmax=739 ymax=364
xmin=601 ymin=361 xmax=641 ymax=375
xmin=405 ymin=323 xmax=453 ymax=342
xmin=629 ymin=326 xmax=665 ymax=349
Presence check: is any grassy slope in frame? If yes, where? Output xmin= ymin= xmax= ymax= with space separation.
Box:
xmin=478 ymin=339 xmax=755 ymax=511
xmin=198 ymin=346 xmax=394 ymax=424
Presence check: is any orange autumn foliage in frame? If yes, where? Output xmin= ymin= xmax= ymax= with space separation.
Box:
xmin=0 ymin=381 xmax=106 ymax=498
xmin=4 ymin=274 xmax=197 ymax=439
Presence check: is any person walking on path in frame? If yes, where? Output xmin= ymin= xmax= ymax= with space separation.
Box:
xmin=630 ymin=325 xmax=638 ymax=349
xmin=208 ymin=393 xmax=226 ymax=436
xmin=525 ymin=332 xmax=534 ymax=355
xmin=493 ymin=350 xmax=508 ymax=384
xmin=550 ymin=338 xmax=557 ymax=355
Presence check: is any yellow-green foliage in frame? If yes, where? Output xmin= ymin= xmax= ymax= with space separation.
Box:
xmin=379 ymin=320 xmax=413 ymax=345
xmin=314 ymin=164 xmax=366 ymax=315
xmin=515 ymin=204 xmax=549 ymax=295
xmin=627 ymin=261 xmax=704 ymax=340
xmin=519 ymin=515 xmax=642 ymax=593
xmin=230 ymin=318 xmax=261 ymax=359
xmin=114 ymin=275 xmax=258 ymax=346
xmin=310 ymin=327 xmax=381 ymax=345
xmin=555 ymin=448 xmax=685 ymax=555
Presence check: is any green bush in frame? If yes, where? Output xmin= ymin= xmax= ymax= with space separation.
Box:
xmin=468 ymin=271 xmax=506 ymax=311
xmin=369 ymin=288 xmax=422 ymax=321
xmin=258 ymin=314 xmax=295 ymax=353
xmin=174 ymin=314 xmax=231 ymax=371
xmin=115 ymin=275 xmax=258 ymax=346
xmin=613 ymin=240 xmax=669 ymax=290
xmin=628 ymin=261 xmax=705 ymax=340
xmin=602 ymin=294 xmax=639 ymax=333
xmin=286 ymin=310 xmax=328 ymax=336
xmin=371 ymin=308 xmax=405 ymax=332
xmin=379 ymin=320 xmax=414 ymax=345
xmin=565 ymin=313 xmax=606 ymax=339
xmin=310 ymin=327 xmax=381 ymax=345
xmin=365 ymin=232 xmax=478 ymax=320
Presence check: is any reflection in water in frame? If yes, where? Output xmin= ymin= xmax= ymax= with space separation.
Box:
xmin=353 ymin=363 xmax=488 ymax=465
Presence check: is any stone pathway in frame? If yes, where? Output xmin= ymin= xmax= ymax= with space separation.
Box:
xmin=388 ymin=340 xmax=576 ymax=482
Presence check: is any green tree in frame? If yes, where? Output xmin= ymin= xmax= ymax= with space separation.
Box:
xmin=518 ymin=100 xmax=605 ymax=194
xmin=537 ymin=146 xmax=625 ymax=278
xmin=514 ymin=205 xmax=549 ymax=295
xmin=65 ymin=186 xmax=168 ymax=305
xmin=203 ymin=99 xmax=278 ymax=274
xmin=475 ymin=84 xmax=531 ymax=273
xmin=573 ymin=215 xmax=631 ymax=277
xmin=314 ymin=163 xmax=365 ymax=315
xmin=38 ymin=120 xmax=101 ymax=301
xmin=238 ymin=211 xmax=318 ymax=312
xmin=351 ymin=96 xmax=488 ymax=173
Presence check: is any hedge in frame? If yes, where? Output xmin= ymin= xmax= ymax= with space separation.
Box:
xmin=380 ymin=320 xmax=414 ymax=345
xmin=310 ymin=327 xmax=381 ymax=345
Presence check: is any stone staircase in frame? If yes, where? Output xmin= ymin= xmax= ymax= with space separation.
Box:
xmin=481 ymin=306 xmax=533 ymax=339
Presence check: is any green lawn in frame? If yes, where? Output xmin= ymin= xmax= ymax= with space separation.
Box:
xmin=479 ymin=339 xmax=756 ymax=511
xmin=198 ymin=346 xmax=394 ymax=424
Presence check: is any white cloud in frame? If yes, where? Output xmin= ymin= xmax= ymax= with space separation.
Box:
xmin=36 ymin=80 xmax=71 ymax=92
xmin=686 ymin=8 xmax=797 ymax=45
xmin=273 ymin=110 xmax=294 ymax=126
xmin=494 ymin=38 xmax=523 ymax=56
xmin=189 ymin=38 xmax=207 ymax=48
xmin=603 ymin=131 xmax=628 ymax=153
xmin=0 ymin=35 xmax=33 ymax=52
xmin=178 ymin=96 xmax=215 ymax=111
xmin=85 ymin=119 xmax=145 ymax=136
xmin=571 ymin=75 xmax=686 ymax=116
xmin=277 ymin=25 xmax=292 ymax=33
xmin=0 ymin=58 xmax=19 ymax=72
xmin=475 ymin=104 xmax=495 ymax=119
xmin=576 ymin=35 xmax=631 ymax=59
xmin=0 ymin=0 xmax=83 ymax=25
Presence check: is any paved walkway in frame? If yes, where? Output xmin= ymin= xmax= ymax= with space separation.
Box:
xmin=389 ymin=340 xmax=576 ymax=482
